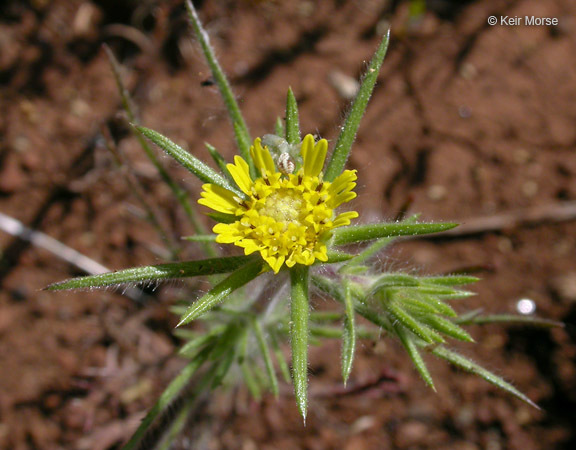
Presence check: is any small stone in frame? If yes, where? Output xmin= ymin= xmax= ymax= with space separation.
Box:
xmin=550 ymin=273 xmax=576 ymax=303
xmin=521 ymin=180 xmax=538 ymax=197
xmin=0 ymin=156 xmax=25 ymax=193
xmin=513 ymin=148 xmax=532 ymax=164
xmin=350 ymin=415 xmax=377 ymax=434
xmin=460 ymin=63 xmax=478 ymax=80
xmin=329 ymin=70 xmax=360 ymax=101
xmin=395 ymin=421 xmax=428 ymax=447
xmin=427 ymin=184 xmax=446 ymax=201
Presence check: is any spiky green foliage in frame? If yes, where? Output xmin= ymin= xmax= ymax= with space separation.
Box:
xmin=46 ymin=6 xmax=561 ymax=449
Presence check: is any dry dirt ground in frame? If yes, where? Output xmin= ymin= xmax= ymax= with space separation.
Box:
xmin=1 ymin=0 xmax=576 ymax=449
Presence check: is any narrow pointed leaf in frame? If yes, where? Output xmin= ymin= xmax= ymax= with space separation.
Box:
xmin=431 ymin=346 xmax=539 ymax=409
xmin=422 ymin=275 xmax=480 ymax=286
xmin=232 ymin=121 xmax=254 ymax=178
xmin=420 ymin=294 xmax=458 ymax=317
xmin=290 ymin=265 xmax=310 ymax=421
xmin=183 ymin=234 xmax=218 ymax=242
xmin=177 ymin=260 xmax=263 ymax=326
xmin=385 ymin=300 xmax=445 ymax=344
xmin=207 ymin=212 xmax=238 ymax=224
xmin=122 ymin=350 xmax=209 ymax=450
xmin=253 ymin=320 xmax=279 ymax=396
xmin=136 ymin=126 xmax=242 ymax=196
xmin=402 ymin=296 xmax=444 ymax=315
xmin=455 ymin=314 xmax=564 ymax=328
xmin=420 ymin=315 xmax=474 ymax=342
xmin=341 ymin=280 xmax=356 ymax=384
xmin=185 ymin=0 xmax=253 ymax=174
xmin=395 ymin=325 xmax=435 ymax=390
xmin=270 ymin=332 xmax=291 ymax=383
xmin=345 ymin=237 xmax=394 ymax=266
xmin=342 ymin=215 xmax=419 ymax=267
xmin=47 ymin=255 xmax=255 ymax=291
xmin=156 ymin=395 xmax=196 ymax=450
xmin=211 ymin=349 xmax=236 ymax=388
xmin=285 ymin=87 xmax=301 ymax=145
xmin=105 ymin=46 xmax=208 ymax=239
xmin=312 ymin=274 xmax=393 ymax=332
xmin=332 ymin=222 xmax=459 ymax=246
xmin=178 ymin=333 xmax=214 ymax=357
xmin=275 ymin=116 xmax=285 ymax=137
xmin=371 ymin=274 xmax=419 ymax=290
xmin=310 ymin=311 xmax=343 ymax=323
xmin=325 ymin=249 xmax=355 ymax=263
xmin=324 ymin=30 xmax=390 ymax=182
xmin=206 ymin=143 xmax=232 ymax=181
xmin=310 ymin=326 xmax=342 ymax=338
xmin=436 ymin=290 xmax=476 ymax=299
xmin=239 ymin=330 xmax=262 ymax=399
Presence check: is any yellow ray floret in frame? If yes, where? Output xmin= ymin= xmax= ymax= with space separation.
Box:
xmin=198 ymin=135 xmax=358 ymax=273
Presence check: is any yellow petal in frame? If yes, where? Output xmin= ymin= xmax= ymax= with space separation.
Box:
xmin=329 ymin=170 xmax=357 ymax=195
xmin=304 ymin=138 xmax=328 ymax=177
xmin=227 ymin=156 xmax=253 ymax=195
xmin=332 ymin=211 xmax=359 ymax=228
xmin=250 ymin=138 xmax=276 ymax=176
xmin=198 ymin=184 xmax=240 ymax=214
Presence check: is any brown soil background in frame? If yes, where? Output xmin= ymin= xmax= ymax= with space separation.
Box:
xmin=1 ymin=0 xmax=576 ymax=449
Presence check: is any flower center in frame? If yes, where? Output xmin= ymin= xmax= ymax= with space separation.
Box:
xmin=259 ymin=189 xmax=303 ymax=225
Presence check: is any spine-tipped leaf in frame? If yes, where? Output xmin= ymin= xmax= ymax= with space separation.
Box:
xmin=324 ymin=30 xmax=390 ymax=182
xmin=253 ymin=320 xmax=280 ymax=396
xmin=136 ymin=126 xmax=242 ymax=196
xmin=185 ymin=0 xmax=254 ymax=174
xmin=122 ymin=351 xmax=210 ymax=450
xmin=420 ymin=315 xmax=474 ymax=342
xmin=341 ymin=281 xmax=356 ymax=384
xmin=395 ymin=325 xmax=435 ymax=390
xmin=177 ymin=260 xmax=263 ymax=326
xmin=431 ymin=346 xmax=539 ymax=409
xmin=47 ymin=256 xmax=255 ymax=291
xmin=332 ymin=222 xmax=458 ymax=246
xmin=290 ymin=266 xmax=310 ymax=421
xmin=285 ymin=88 xmax=301 ymax=145
xmin=385 ymin=300 xmax=445 ymax=344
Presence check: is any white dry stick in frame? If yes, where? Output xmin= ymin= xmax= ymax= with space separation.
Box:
xmin=0 ymin=211 xmax=109 ymax=274
xmin=0 ymin=211 xmax=147 ymax=301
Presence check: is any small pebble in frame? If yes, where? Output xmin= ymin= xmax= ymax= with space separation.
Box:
xmin=427 ymin=184 xmax=447 ymax=201
xmin=522 ymin=180 xmax=538 ymax=197
xmin=329 ymin=70 xmax=360 ymax=101
xmin=550 ymin=273 xmax=576 ymax=303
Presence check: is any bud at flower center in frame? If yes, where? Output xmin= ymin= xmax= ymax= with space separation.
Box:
xmin=260 ymin=189 xmax=303 ymax=225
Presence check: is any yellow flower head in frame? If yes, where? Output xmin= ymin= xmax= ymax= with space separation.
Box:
xmin=199 ymin=135 xmax=358 ymax=273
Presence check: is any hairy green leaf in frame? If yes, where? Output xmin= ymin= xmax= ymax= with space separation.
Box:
xmin=177 ymin=260 xmax=263 ymax=326
xmin=136 ymin=126 xmax=241 ymax=196
xmin=432 ymin=346 xmax=539 ymax=409
xmin=332 ymin=222 xmax=458 ymax=246
xmin=47 ymin=256 xmax=255 ymax=291
xmin=324 ymin=30 xmax=390 ymax=181
xmin=285 ymin=88 xmax=301 ymax=145
xmin=341 ymin=280 xmax=356 ymax=385
xmin=290 ymin=265 xmax=310 ymax=421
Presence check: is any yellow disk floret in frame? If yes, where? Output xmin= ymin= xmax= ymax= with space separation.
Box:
xmin=198 ymin=134 xmax=358 ymax=273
